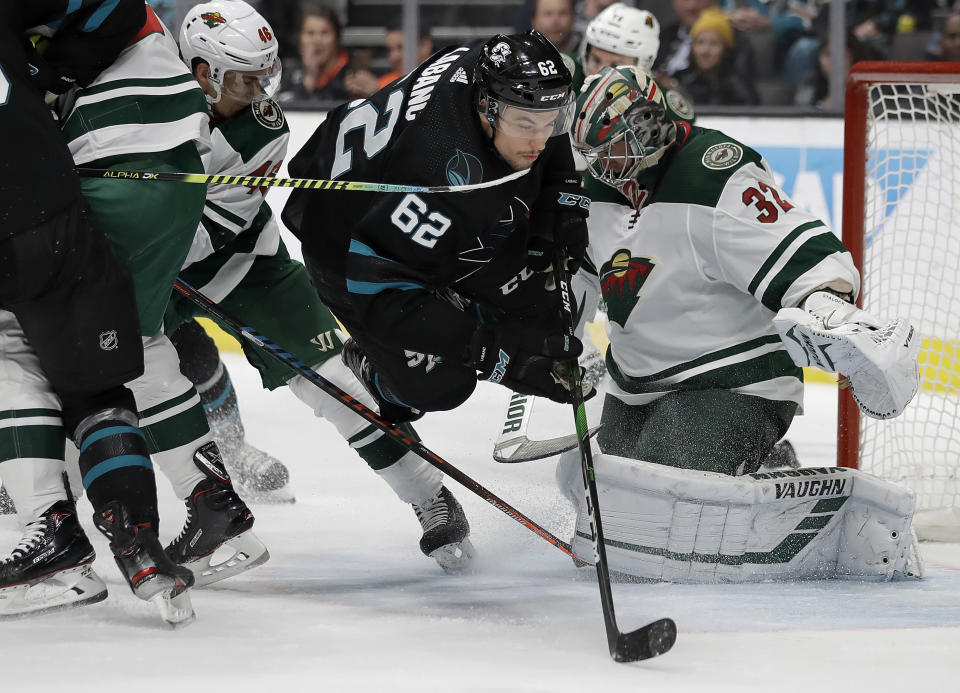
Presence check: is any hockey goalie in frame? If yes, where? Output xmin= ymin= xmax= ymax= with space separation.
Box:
xmin=555 ymin=66 xmax=923 ymax=582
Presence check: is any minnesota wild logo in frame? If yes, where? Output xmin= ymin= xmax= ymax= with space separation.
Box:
xmin=201 ymin=12 xmax=227 ymax=28
xmin=599 ymin=249 xmax=656 ymax=327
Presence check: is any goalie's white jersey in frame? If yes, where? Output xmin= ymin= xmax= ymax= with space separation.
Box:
xmin=579 ymin=127 xmax=860 ymax=407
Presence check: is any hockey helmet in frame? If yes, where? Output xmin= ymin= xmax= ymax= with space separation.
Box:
xmin=582 ymin=3 xmax=660 ymax=73
xmin=475 ymin=30 xmax=575 ymax=139
xmin=179 ymin=0 xmax=282 ymax=105
xmin=572 ymin=66 xmax=676 ymax=187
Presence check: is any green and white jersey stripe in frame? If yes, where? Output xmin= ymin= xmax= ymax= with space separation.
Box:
xmin=182 ymin=100 xmax=290 ymax=301
xmin=581 ymin=127 xmax=859 ymax=407
xmin=0 ymin=408 xmax=64 ymax=463
xmin=61 ymin=30 xmax=210 ymax=165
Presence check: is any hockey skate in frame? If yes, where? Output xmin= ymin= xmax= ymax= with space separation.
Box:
xmin=165 ymin=442 xmax=269 ymax=587
xmin=0 ymin=499 xmax=107 ymax=619
xmin=342 ymin=339 xmax=423 ymax=423
xmin=413 ymin=486 xmax=475 ymax=573
xmin=94 ymin=501 xmax=195 ymax=627
xmin=214 ymin=422 xmax=295 ymax=504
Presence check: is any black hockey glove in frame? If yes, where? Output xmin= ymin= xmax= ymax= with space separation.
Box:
xmin=466 ymin=320 xmax=585 ymax=404
xmin=24 ymin=38 xmax=77 ymax=95
xmin=528 ymin=176 xmax=590 ymax=274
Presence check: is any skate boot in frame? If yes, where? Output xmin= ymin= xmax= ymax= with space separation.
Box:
xmin=412 ymin=486 xmax=475 ymax=573
xmin=0 ymin=483 xmax=14 ymax=515
xmin=213 ymin=418 xmax=295 ymax=504
xmin=342 ymin=339 xmax=423 ymax=423
xmin=94 ymin=501 xmax=195 ymax=627
xmin=0 ymin=499 xmax=107 ymax=618
xmin=165 ymin=441 xmax=269 ymax=587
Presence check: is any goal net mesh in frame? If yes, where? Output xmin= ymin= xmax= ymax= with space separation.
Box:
xmin=856 ymin=79 xmax=960 ymax=538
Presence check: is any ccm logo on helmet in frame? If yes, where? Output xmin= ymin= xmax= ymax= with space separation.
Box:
xmin=539 ymin=92 xmax=567 ymax=102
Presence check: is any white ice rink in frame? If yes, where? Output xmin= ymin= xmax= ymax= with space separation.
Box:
xmin=1 ymin=355 xmax=959 ymax=692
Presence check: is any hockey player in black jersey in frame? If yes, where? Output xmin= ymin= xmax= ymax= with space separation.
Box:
xmin=283 ymin=31 xmax=591 ymax=423
xmin=0 ymin=1 xmax=194 ymax=623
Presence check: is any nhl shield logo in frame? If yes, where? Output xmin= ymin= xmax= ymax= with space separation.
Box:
xmin=599 ymin=249 xmax=656 ymax=328
xmin=99 ymin=330 xmax=119 ymax=351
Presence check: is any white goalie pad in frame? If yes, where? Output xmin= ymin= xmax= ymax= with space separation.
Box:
xmin=557 ymin=450 xmax=923 ymax=582
xmin=772 ymin=291 xmax=920 ymax=419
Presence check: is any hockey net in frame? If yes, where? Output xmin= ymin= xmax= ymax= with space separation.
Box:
xmin=839 ymin=62 xmax=960 ymax=541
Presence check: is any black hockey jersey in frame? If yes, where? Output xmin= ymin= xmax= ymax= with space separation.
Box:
xmin=0 ymin=0 xmax=145 ymax=236
xmin=284 ymin=44 xmax=578 ymax=360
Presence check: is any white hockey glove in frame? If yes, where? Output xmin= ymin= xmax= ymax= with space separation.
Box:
xmin=772 ymin=291 xmax=920 ymax=420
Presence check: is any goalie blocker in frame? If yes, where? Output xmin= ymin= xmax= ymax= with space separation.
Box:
xmin=556 ymin=450 xmax=922 ymax=582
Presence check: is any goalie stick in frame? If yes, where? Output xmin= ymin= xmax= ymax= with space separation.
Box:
xmin=494 ymin=393 xmax=601 ymax=463
xmin=76 ymin=167 xmax=529 ymax=194
xmin=553 ymin=253 xmax=677 ymax=663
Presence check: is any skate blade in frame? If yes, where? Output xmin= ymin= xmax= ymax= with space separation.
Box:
xmin=0 ymin=564 xmax=107 ymax=619
xmin=430 ymin=537 xmax=477 ymax=574
xmin=149 ymin=588 xmax=196 ymax=628
xmin=188 ymin=530 xmax=270 ymax=588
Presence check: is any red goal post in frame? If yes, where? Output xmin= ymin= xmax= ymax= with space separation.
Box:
xmin=839 ymin=62 xmax=960 ymax=540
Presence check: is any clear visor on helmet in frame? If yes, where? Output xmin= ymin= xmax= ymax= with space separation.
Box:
xmin=221 ymin=57 xmax=283 ymax=104
xmin=578 ymin=129 xmax=646 ymax=185
xmin=494 ymin=93 xmax=576 ymax=139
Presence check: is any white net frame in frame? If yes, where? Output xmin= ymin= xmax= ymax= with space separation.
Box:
xmin=840 ymin=63 xmax=960 ymax=541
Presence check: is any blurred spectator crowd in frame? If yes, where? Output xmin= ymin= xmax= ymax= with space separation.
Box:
xmin=152 ymin=0 xmax=960 ymax=112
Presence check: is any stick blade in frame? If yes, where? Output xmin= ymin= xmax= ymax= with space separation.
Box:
xmin=493 ymin=426 xmax=602 ymax=463
xmin=613 ymin=618 xmax=677 ymax=663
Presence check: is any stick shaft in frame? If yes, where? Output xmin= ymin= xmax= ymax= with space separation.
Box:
xmin=172 ymin=278 xmax=575 ymax=558
xmin=76 ymin=166 xmax=529 ymax=194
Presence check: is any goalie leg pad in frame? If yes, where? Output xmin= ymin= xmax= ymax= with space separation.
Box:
xmin=564 ymin=453 xmax=921 ymax=582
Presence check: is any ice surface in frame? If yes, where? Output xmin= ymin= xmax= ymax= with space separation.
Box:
xmin=1 ymin=356 xmax=958 ymax=691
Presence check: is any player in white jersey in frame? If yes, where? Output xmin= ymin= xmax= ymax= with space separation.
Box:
xmin=166 ymin=1 xmax=474 ymax=570
xmin=554 ymin=66 xmax=922 ymax=582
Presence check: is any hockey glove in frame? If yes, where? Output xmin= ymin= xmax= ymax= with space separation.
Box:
xmin=528 ymin=176 xmax=590 ymax=274
xmin=24 ymin=38 xmax=77 ymax=95
xmin=466 ymin=320 xmax=589 ymax=404
xmin=773 ymin=291 xmax=920 ymax=420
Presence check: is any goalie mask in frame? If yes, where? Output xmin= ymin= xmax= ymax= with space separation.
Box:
xmin=572 ymin=66 xmax=676 ymax=189
xmin=180 ymin=0 xmax=282 ymax=105
xmin=475 ymin=30 xmax=576 ymax=140
xmin=582 ymin=3 xmax=661 ymax=73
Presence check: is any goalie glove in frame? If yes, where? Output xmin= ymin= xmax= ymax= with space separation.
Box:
xmin=772 ymin=291 xmax=920 ymax=420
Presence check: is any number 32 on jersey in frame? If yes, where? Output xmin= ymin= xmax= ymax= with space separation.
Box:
xmin=742 ymin=181 xmax=794 ymax=223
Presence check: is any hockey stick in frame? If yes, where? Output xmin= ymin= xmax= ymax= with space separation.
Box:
xmin=494 ymin=392 xmax=600 ymax=463
xmin=171 ymin=278 xmax=577 ymax=559
xmin=553 ymin=253 xmax=677 ymax=663
xmin=76 ymin=167 xmax=529 ymax=194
